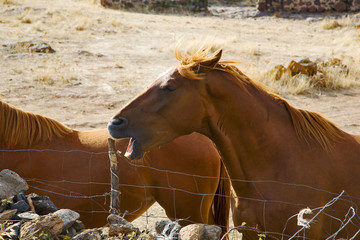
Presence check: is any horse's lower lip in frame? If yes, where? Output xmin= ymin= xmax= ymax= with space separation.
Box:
xmin=124 ymin=138 xmax=144 ymax=160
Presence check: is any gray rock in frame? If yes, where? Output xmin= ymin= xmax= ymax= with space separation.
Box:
xmin=0 ymin=169 xmax=28 ymax=200
xmin=72 ymin=228 xmax=108 ymax=240
xmin=20 ymin=213 xmax=64 ymax=238
xmin=53 ymin=209 xmax=80 ymax=231
xmin=63 ymin=220 xmax=85 ymax=238
xmin=28 ymin=43 xmax=56 ymax=53
xmin=71 ymin=220 xmax=85 ymax=232
xmin=109 ymin=222 xmax=139 ymax=236
xmin=179 ymin=224 xmax=222 ymax=240
xmin=17 ymin=212 xmax=40 ymax=220
xmin=108 ymin=213 xmax=139 ymax=236
xmin=19 ymin=209 xmax=79 ymax=238
xmin=155 ymin=220 xmax=181 ymax=239
xmin=107 ymin=213 xmax=129 ymax=225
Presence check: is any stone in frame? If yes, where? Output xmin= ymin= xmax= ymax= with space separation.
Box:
xmin=71 ymin=220 xmax=85 ymax=232
xmin=72 ymin=228 xmax=109 ymax=240
xmin=334 ymin=1 xmax=348 ymax=11
xmin=287 ymin=60 xmax=317 ymax=77
xmin=19 ymin=209 xmax=79 ymax=238
xmin=155 ymin=220 xmax=181 ymax=239
xmin=101 ymin=0 xmax=208 ymax=13
xmin=257 ymin=2 xmax=267 ymax=12
xmin=107 ymin=213 xmax=129 ymax=225
xmin=350 ymin=0 xmax=360 ymax=10
xmin=12 ymin=193 xmax=26 ymax=202
xmin=109 ymin=223 xmax=139 ymax=236
xmin=28 ymin=43 xmax=55 ymax=53
xmin=179 ymin=224 xmax=222 ymax=240
xmin=20 ymin=213 xmax=64 ymax=238
xmin=53 ymin=209 xmax=80 ymax=231
xmin=0 ymin=169 xmax=28 ymax=200
xmin=17 ymin=212 xmax=40 ymax=220
xmin=64 ymin=220 xmax=85 ymax=238
xmin=0 ymin=209 xmax=17 ymax=223
xmin=203 ymin=225 xmax=222 ymax=239
xmin=10 ymin=200 xmax=30 ymax=213
xmin=258 ymin=0 xmax=356 ymax=12
xmin=31 ymin=195 xmax=58 ymax=215
xmin=308 ymin=5 xmax=318 ymax=12
xmin=108 ymin=213 xmax=139 ymax=236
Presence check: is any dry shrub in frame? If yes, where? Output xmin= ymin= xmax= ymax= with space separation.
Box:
xmin=74 ymin=14 xmax=93 ymax=31
xmin=18 ymin=7 xmax=33 ymax=23
xmin=4 ymin=41 xmax=34 ymax=53
xmin=250 ymin=58 xmax=360 ymax=95
xmin=321 ymin=16 xmax=360 ymax=30
xmin=34 ymin=69 xmax=55 ymax=85
xmin=1 ymin=0 xmax=17 ymax=4
xmin=32 ymin=66 xmax=79 ymax=86
xmin=321 ymin=19 xmax=341 ymax=30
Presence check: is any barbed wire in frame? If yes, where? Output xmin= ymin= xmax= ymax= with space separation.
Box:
xmin=2 ymin=148 xmax=360 ymax=239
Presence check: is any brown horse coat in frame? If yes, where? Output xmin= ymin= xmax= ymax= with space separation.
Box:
xmin=108 ymin=47 xmax=360 ymax=239
xmin=0 ymin=100 xmax=230 ymax=232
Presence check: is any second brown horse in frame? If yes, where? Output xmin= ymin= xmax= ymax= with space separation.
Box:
xmin=0 ymin=100 xmax=230 ymax=233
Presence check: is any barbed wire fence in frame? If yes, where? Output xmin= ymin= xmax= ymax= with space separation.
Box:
xmin=2 ymin=147 xmax=360 ymax=239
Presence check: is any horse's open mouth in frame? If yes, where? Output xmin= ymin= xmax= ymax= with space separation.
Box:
xmin=124 ymin=137 xmax=144 ymax=160
xmin=124 ymin=137 xmax=135 ymax=158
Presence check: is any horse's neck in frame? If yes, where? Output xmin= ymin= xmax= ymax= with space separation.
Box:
xmin=204 ymin=85 xmax=300 ymax=191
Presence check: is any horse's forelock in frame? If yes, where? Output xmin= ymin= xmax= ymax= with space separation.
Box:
xmin=175 ymin=45 xmax=222 ymax=80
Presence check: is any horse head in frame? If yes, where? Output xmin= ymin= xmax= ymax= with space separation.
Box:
xmin=108 ymin=48 xmax=223 ymax=160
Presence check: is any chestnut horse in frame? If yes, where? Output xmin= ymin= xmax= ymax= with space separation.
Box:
xmin=108 ymin=46 xmax=360 ymax=239
xmin=0 ymin=100 xmax=230 ymax=233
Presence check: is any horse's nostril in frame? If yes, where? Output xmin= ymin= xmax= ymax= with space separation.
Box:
xmin=110 ymin=117 xmax=128 ymax=127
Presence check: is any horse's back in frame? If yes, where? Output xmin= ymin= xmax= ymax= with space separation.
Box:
xmin=352 ymin=134 xmax=360 ymax=144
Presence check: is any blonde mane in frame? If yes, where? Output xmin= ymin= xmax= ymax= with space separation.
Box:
xmin=174 ymin=46 xmax=344 ymax=150
xmin=0 ymin=101 xmax=73 ymax=148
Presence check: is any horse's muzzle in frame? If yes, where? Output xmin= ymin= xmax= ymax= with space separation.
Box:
xmin=107 ymin=117 xmax=128 ymax=139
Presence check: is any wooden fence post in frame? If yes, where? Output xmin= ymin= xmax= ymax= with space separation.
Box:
xmin=108 ymin=138 xmax=120 ymax=215
xmin=107 ymin=138 xmax=139 ymax=236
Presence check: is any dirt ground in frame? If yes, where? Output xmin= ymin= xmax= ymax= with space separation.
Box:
xmin=1 ymin=0 xmax=360 ymax=233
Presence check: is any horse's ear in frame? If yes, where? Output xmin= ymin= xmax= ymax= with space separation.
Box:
xmin=198 ymin=50 xmax=222 ymax=72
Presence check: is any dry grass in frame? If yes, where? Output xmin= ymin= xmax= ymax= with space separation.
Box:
xmin=33 ymin=69 xmax=55 ymax=85
xmin=321 ymin=15 xmax=360 ymax=30
xmin=321 ymin=19 xmax=341 ymax=30
xmin=0 ymin=0 xmax=20 ymax=4
xmin=245 ymin=57 xmax=360 ymax=95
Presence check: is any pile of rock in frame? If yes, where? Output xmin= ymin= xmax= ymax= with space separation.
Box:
xmin=2 ymin=41 xmax=56 ymax=54
xmin=0 ymin=169 xmax=84 ymax=239
xmin=258 ymin=0 xmax=360 ymax=12
xmin=100 ymin=0 xmax=208 ymax=14
xmin=0 ymin=169 xmax=223 ymax=240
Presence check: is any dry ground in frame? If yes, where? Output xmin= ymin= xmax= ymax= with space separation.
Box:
xmin=1 ymin=0 xmax=360 ymax=234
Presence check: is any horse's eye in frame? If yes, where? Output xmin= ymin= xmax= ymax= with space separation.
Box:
xmin=163 ymin=84 xmax=176 ymax=92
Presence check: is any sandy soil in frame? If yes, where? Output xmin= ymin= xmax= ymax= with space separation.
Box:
xmin=1 ymin=0 xmax=360 ymax=233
